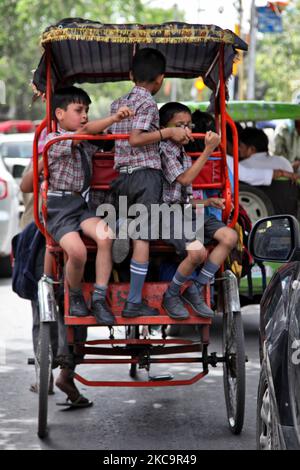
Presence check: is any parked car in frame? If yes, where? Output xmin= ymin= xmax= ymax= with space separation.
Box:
xmin=249 ymin=214 xmax=300 ymax=450
xmin=0 ymin=133 xmax=33 ymax=179
xmin=0 ymin=120 xmax=35 ymax=134
xmin=0 ymin=156 xmax=19 ymax=277
xmin=0 ymin=133 xmax=34 ymax=211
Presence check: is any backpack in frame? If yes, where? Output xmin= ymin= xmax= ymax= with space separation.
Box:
xmin=225 ymin=204 xmax=253 ymax=279
xmin=11 ymin=221 xmax=45 ymax=300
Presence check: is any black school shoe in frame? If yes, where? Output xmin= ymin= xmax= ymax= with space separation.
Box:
xmin=122 ymin=301 xmax=159 ymax=318
xmin=91 ymin=299 xmax=115 ymax=325
xmin=69 ymin=293 xmax=89 ymax=317
xmin=181 ymin=284 xmax=214 ymax=318
xmin=162 ymin=293 xmax=189 ymax=320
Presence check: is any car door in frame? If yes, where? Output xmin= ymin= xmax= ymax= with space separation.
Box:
xmin=287 ymin=264 xmax=300 ymax=447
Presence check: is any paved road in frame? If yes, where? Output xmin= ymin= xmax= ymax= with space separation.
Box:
xmin=0 ymin=278 xmax=260 ymax=450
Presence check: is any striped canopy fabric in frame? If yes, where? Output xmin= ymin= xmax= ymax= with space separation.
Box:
xmin=33 ymin=18 xmax=248 ymax=92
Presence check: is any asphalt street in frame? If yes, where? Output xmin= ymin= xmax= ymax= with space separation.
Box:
xmin=0 ymin=277 xmax=260 ymax=450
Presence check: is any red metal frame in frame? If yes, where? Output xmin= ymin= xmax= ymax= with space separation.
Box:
xmin=73 ymin=371 xmax=208 ymax=388
xmin=32 ymin=39 xmax=240 ymax=389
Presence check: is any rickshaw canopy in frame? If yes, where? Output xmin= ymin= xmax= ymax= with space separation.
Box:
xmin=33 ymin=18 xmax=247 ymax=92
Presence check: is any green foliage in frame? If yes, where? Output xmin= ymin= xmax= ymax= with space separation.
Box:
xmin=0 ymin=0 xmax=181 ymax=119
xmin=255 ymin=1 xmax=300 ymax=101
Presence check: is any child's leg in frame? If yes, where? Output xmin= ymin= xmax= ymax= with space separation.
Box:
xmin=59 ymin=232 xmax=87 ymax=289
xmin=80 ymin=217 xmax=115 ymax=325
xmin=59 ymin=231 xmax=89 ymax=317
xmin=163 ymin=241 xmax=212 ymax=319
xmin=80 ymin=217 xmax=113 ymax=286
xmin=122 ymin=239 xmax=159 ymax=317
xmin=165 ymin=241 xmax=206 ymax=300
xmin=208 ymin=226 xmax=238 ymax=266
xmin=44 ymin=248 xmax=54 ymax=277
xmin=127 ymin=239 xmax=149 ymax=303
xmin=196 ymin=226 xmax=238 ymax=287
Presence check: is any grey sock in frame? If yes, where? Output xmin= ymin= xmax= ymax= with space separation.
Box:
xmin=93 ymin=284 xmax=107 ymax=301
xmin=166 ymin=270 xmax=188 ymax=297
xmin=197 ymin=260 xmax=219 ymax=287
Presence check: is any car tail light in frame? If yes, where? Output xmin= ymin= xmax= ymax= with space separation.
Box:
xmin=0 ymin=177 xmax=8 ymax=199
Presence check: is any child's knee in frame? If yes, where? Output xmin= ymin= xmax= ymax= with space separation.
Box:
xmin=95 ymin=220 xmax=114 ymax=241
xmin=67 ymin=245 xmax=87 ymax=267
xmin=187 ymin=243 xmax=207 ymax=265
xmin=223 ymin=228 xmax=238 ymax=250
xmin=97 ymin=237 xmax=113 ymax=251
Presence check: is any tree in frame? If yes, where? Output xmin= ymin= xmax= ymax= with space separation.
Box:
xmin=0 ymin=0 xmax=180 ymax=119
xmin=255 ymin=1 xmax=300 ymax=101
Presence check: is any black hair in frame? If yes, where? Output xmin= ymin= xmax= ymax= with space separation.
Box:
xmin=159 ymin=102 xmax=192 ymax=127
xmin=192 ymin=110 xmax=216 ymax=133
xmin=226 ymin=122 xmax=243 ymax=143
xmin=131 ymin=47 xmax=166 ymax=83
xmin=52 ymin=86 xmax=91 ymax=119
xmin=240 ymin=127 xmax=269 ymax=152
xmin=185 ymin=110 xmax=215 ymax=152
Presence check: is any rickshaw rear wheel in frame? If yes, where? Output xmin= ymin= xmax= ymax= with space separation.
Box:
xmin=37 ymin=322 xmax=52 ymax=439
xmin=222 ymin=310 xmax=246 ymax=435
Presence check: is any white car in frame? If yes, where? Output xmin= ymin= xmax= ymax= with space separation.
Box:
xmin=0 ymin=156 xmax=19 ymax=276
xmin=0 ymin=132 xmax=33 ymax=176
xmin=0 ymin=133 xmax=34 ymax=210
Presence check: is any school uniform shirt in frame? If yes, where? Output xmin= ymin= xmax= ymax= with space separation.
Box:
xmin=160 ymin=140 xmax=193 ymax=204
xmin=110 ymin=86 xmax=161 ymax=170
xmin=239 ymin=151 xmax=293 ymax=173
xmin=45 ymin=127 xmax=98 ymax=192
xmin=226 ymin=155 xmax=274 ymax=186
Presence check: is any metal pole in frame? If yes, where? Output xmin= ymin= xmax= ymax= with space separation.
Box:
xmin=234 ymin=0 xmax=245 ymax=100
xmin=171 ymin=3 xmax=179 ymax=101
xmin=247 ymin=0 xmax=257 ymax=100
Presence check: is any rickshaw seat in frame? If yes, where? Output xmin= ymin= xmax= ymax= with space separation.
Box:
xmin=90 ymin=151 xmax=223 ymax=189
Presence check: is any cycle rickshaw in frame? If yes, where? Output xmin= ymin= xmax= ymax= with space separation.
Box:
xmin=32 ymin=18 xmax=248 ymax=439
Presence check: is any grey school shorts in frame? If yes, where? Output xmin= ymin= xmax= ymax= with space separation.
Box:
xmin=46 ymin=194 xmax=96 ymax=243
xmin=110 ymin=168 xmax=163 ymax=240
xmin=161 ymin=207 xmax=225 ymax=256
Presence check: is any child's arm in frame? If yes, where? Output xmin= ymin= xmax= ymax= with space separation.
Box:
xmin=176 ymin=131 xmax=220 ymax=186
xmin=79 ymin=106 xmax=133 ymax=136
xmin=193 ymin=197 xmax=225 ymax=210
xmin=20 ymin=159 xmax=44 ymax=193
xmin=273 ymin=169 xmax=300 ymax=182
xmin=129 ymin=126 xmax=191 ymax=147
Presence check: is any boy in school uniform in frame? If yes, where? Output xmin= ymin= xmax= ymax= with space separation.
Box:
xmin=45 ymin=86 xmax=132 ymax=325
xmin=110 ymin=48 xmax=190 ymax=318
xmin=159 ymin=102 xmax=238 ymax=319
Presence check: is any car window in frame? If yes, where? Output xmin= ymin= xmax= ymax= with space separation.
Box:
xmin=0 ymin=141 xmax=32 ymax=158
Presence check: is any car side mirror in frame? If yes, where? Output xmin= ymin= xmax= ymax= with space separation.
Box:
xmin=248 ymin=215 xmax=300 ymax=263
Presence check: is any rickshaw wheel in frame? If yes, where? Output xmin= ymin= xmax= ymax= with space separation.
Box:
xmin=37 ymin=322 xmax=52 ymax=439
xmin=126 ymin=325 xmax=140 ymax=378
xmin=222 ymin=310 xmax=246 ymax=435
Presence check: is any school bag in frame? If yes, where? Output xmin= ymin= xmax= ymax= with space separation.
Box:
xmin=225 ymin=204 xmax=253 ymax=279
xmin=11 ymin=221 xmax=45 ymax=300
